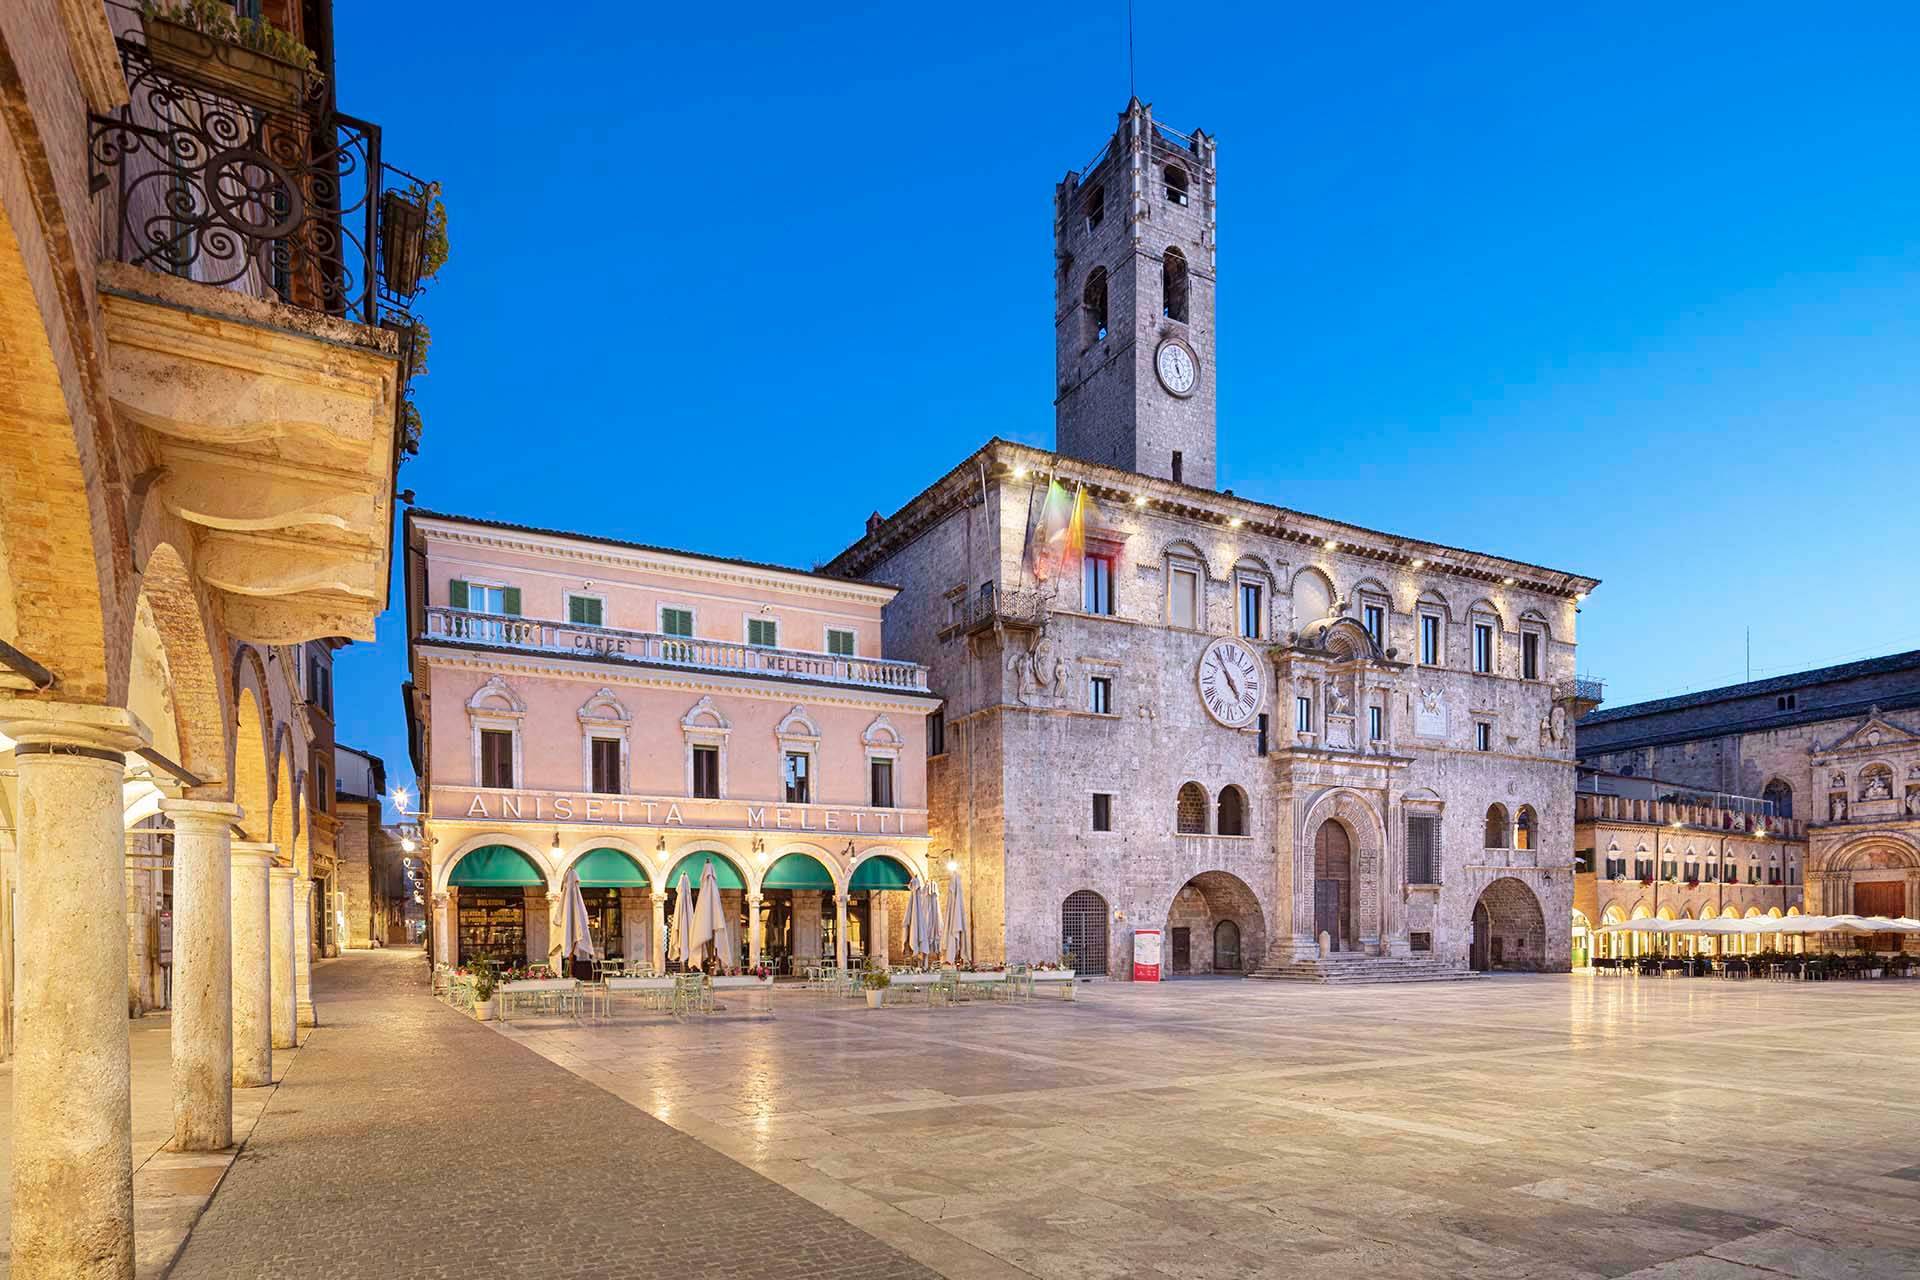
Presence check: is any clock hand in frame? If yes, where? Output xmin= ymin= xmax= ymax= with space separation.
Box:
xmin=1221 ymin=668 xmax=1241 ymax=700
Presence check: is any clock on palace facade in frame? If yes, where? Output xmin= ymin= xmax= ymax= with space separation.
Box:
xmin=1155 ymin=338 xmax=1198 ymax=397
xmin=1197 ymin=637 xmax=1264 ymax=728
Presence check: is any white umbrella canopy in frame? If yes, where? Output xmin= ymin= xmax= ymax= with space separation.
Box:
xmin=666 ymin=870 xmax=693 ymax=965
xmin=920 ymin=875 xmax=944 ymax=962
xmin=688 ymin=859 xmax=736 ymax=970
xmin=551 ymin=867 xmax=598 ymax=970
xmin=943 ymin=866 xmax=971 ymax=965
xmin=903 ymin=878 xmax=923 ymax=958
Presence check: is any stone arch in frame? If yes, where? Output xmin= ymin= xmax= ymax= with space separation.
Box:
xmin=269 ymin=727 xmax=299 ymax=856
xmin=1061 ymin=887 xmax=1110 ymax=975
xmin=663 ymin=847 xmax=751 ymax=894
xmin=849 ymin=846 xmax=922 ymax=885
xmin=775 ymin=705 xmax=821 ymax=742
xmin=1416 ymin=587 xmax=1455 ymax=623
xmin=1165 ymin=870 xmax=1265 ymax=974
xmin=436 ymin=832 xmax=555 ymax=894
xmin=556 ymin=835 xmax=659 ymax=889
xmin=1518 ymin=606 xmax=1553 ymax=640
xmin=1297 ymin=614 xmax=1381 ymax=661
xmin=1761 ymin=778 xmax=1793 ymax=820
xmin=577 ymin=687 xmax=629 ymax=723
xmin=1469 ymin=876 xmax=1547 ymax=971
xmin=1300 ymin=788 xmax=1386 ymax=952
xmin=862 ymin=715 xmax=902 ymax=750
xmin=1466 ymin=597 xmax=1507 ymax=630
xmin=1216 ymin=784 xmax=1248 ymax=836
xmin=467 ymin=675 xmax=525 ymax=715
xmin=1163 ymin=538 xmax=1215 ymax=580
xmin=1176 ymin=781 xmax=1209 ymax=834
xmin=1858 ymin=763 xmax=1895 ymax=801
xmin=682 ymin=694 xmax=730 ymax=731
xmin=1514 ymin=805 xmax=1537 ymax=851
xmin=761 ymin=843 xmax=841 ymax=894
xmin=131 ymin=542 xmax=230 ymax=784
xmin=1291 ymin=567 xmax=1334 ymax=625
xmin=1484 ymin=803 xmax=1510 ymax=849
xmin=231 ymin=682 xmax=273 ymax=841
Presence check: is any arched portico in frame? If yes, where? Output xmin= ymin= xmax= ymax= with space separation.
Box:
xmin=1296 ymin=788 xmax=1386 ymax=956
xmin=1469 ymin=877 xmax=1547 ymax=971
xmin=1165 ymin=870 xmax=1265 ymax=975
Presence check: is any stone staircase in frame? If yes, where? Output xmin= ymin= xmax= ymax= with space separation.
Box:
xmin=1246 ymin=951 xmax=1481 ymax=984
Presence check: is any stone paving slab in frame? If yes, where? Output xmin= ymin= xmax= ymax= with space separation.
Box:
xmin=166 ymin=950 xmax=935 ymax=1279
xmin=497 ymin=973 xmax=1920 ymax=1280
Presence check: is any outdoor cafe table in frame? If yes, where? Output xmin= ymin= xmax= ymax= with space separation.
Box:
xmin=888 ymin=970 xmax=1079 ymax=999
xmin=605 ymin=974 xmax=775 ymax=1018
xmin=498 ymin=978 xmax=579 ymax=1022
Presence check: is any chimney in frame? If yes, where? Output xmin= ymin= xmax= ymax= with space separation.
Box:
xmin=865 ymin=511 xmax=885 ymax=536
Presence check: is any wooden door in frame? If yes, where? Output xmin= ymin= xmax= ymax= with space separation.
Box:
xmin=1855 ymin=881 xmax=1905 ymax=951
xmin=1313 ymin=880 xmax=1343 ymax=949
xmin=1171 ymin=926 xmax=1192 ymax=974
xmin=1213 ymin=919 xmax=1241 ymax=971
xmin=1470 ymin=902 xmax=1491 ymax=971
xmin=1313 ymin=821 xmax=1354 ymax=950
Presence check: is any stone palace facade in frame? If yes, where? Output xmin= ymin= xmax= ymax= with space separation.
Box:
xmin=1578 ymin=649 xmax=1920 ymax=949
xmin=826 ymin=101 xmax=1601 ymax=980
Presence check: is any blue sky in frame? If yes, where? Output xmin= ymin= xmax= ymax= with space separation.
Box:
xmin=331 ymin=2 xmax=1920 ymax=815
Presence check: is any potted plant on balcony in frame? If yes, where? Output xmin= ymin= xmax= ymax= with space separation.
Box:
xmin=140 ymin=1 xmax=321 ymax=108
xmin=379 ymin=180 xmax=450 ymax=299
xmin=862 ymin=968 xmax=892 ymax=1008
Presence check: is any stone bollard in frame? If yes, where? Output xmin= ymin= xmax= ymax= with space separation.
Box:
xmin=1318 ymin=931 xmax=1332 ymax=958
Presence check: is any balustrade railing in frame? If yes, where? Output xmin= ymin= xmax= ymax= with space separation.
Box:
xmin=424 ymin=607 xmax=930 ymax=691
xmin=1575 ymin=792 xmax=1805 ymax=839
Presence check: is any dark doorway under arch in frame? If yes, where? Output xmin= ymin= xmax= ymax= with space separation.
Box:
xmin=1062 ymin=889 xmax=1109 ymax=975
xmin=1313 ymin=820 xmax=1354 ymax=951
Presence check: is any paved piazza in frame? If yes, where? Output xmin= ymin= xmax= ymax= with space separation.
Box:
xmin=500 ymin=976 xmax=1920 ymax=1280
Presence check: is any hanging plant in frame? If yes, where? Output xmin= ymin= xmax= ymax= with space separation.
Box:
xmin=140 ymin=0 xmax=322 ymax=106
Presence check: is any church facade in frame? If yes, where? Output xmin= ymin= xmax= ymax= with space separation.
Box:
xmin=1577 ymin=650 xmax=1920 ymax=948
xmin=826 ymin=101 xmax=1601 ymax=979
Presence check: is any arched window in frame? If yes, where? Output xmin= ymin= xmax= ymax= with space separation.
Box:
xmin=1514 ymin=805 xmax=1536 ymax=851
xmin=1483 ymin=804 xmax=1509 ymax=850
xmin=1062 ymin=889 xmax=1109 ymax=974
xmin=1084 ymin=183 xmax=1105 ymax=232
xmin=1762 ymin=779 xmax=1793 ymax=819
xmin=1164 ymin=163 xmax=1190 ymax=206
xmin=1162 ymin=247 xmax=1189 ymax=323
xmin=1083 ymin=267 xmax=1108 ymax=343
xmin=1217 ymin=785 xmax=1247 ymax=836
xmin=1176 ymin=782 xmax=1208 ymax=834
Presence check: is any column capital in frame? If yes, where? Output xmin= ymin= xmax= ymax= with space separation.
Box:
xmin=231 ymin=840 xmax=278 ymax=867
xmin=268 ymin=863 xmax=297 ymax=883
xmin=159 ymin=798 xmax=244 ymax=834
xmin=0 ymin=698 xmax=148 ymax=757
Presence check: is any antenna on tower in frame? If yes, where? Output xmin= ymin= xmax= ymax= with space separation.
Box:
xmin=1128 ymin=0 xmax=1136 ymax=99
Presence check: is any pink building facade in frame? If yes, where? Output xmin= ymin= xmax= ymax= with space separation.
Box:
xmin=402 ymin=511 xmax=939 ymax=973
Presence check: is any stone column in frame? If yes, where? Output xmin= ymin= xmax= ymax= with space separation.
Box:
xmin=524 ymin=888 xmax=550 ymax=967
xmin=651 ymin=894 xmax=667 ymax=971
xmin=160 ymin=799 xmax=243 ymax=1152
xmin=230 ymin=841 xmax=275 ymax=1086
xmin=746 ymin=893 xmax=763 ymax=968
xmin=433 ymin=889 xmax=454 ymax=968
xmin=0 ymin=700 xmax=147 ymax=1280
xmin=620 ymin=888 xmax=645 ymax=963
xmin=835 ymin=893 xmax=850 ymax=969
xmin=294 ymin=878 xmax=317 ymax=1027
xmin=872 ymin=893 xmax=889 ymax=966
xmin=268 ymin=865 xmax=297 ymax=1049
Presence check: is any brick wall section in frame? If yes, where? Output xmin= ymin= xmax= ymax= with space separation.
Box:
xmin=336 ymin=796 xmax=375 ymax=948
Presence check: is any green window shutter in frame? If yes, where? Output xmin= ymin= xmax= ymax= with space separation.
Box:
xmin=448 ymin=579 xmax=469 ymax=609
xmin=662 ymin=608 xmax=693 ymax=637
xmin=828 ymin=629 xmax=855 ymax=657
xmin=570 ymin=596 xmax=602 ymax=626
xmin=748 ymin=618 xmax=777 ymax=647
xmin=501 ymin=587 xmax=521 ymax=616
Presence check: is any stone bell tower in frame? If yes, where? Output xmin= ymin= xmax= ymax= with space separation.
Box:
xmin=1054 ymin=99 xmax=1218 ymax=489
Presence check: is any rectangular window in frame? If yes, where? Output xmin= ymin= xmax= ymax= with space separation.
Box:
xmin=1410 ymin=932 xmax=1433 ymax=952
xmin=1168 ymin=565 xmax=1199 ymax=629
xmin=1420 ymin=614 xmax=1441 ymax=665
xmin=311 ymin=761 xmax=329 ymax=812
xmin=1083 ymin=554 xmax=1115 ymax=615
xmin=1295 ymin=695 xmax=1313 ymax=733
xmin=783 ymin=751 xmax=810 ymax=804
xmin=307 ymin=657 xmax=331 ymax=715
xmin=590 ymin=737 xmax=621 ymax=794
xmin=480 ymin=729 xmax=514 ymax=789
xmin=1748 ymin=865 xmax=1760 ymax=884
xmin=1635 ymin=858 xmax=1653 ymax=880
xmin=747 ymin=618 xmax=779 ymax=648
xmin=826 ymin=628 xmax=856 ymax=657
xmin=1522 ymin=632 xmax=1540 ymax=680
xmin=1473 ymin=623 xmax=1494 ymax=674
xmin=869 ymin=758 xmax=894 ymax=808
xmin=1660 ymin=859 xmax=1677 ymax=880
xmin=1091 ymin=792 xmax=1114 ymax=832
xmin=1368 ymin=705 xmax=1384 ymax=742
xmin=660 ymin=607 xmax=694 ymax=637
xmin=1704 ymin=863 xmax=1718 ymax=883
xmin=1406 ymin=814 xmax=1439 ymax=884
xmin=1239 ymin=581 xmax=1262 ymax=639
xmin=568 ymin=594 xmax=604 ymax=627
xmin=1363 ymin=604 xmax=1385 ymax=648
xmin=1474 ymin=722 xmax=1492 ymax=752
xmin=691 ymin=746 xmax=720 ymax=799
xmin=927 ymin=710 xmax=946 ymax=757
xmin=1089 ymin=675 xmax=1113 ymax=715
xmin=1256 ymin=712 xmax=1269 ymax=756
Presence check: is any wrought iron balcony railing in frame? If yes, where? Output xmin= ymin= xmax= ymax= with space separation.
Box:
xmin=88 ymin=16 xmax=430 ymax=328
xmin=423 ymin=607 xmax=932 ymax=693
xmin=1555 ymin=676 xmax=1606 ymax=705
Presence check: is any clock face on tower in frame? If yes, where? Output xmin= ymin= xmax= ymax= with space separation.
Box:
xmin=1155 ymin=339 xmax=1198 ymax=397
xmin=1197 ymin=637 xmax=1264 ymax=728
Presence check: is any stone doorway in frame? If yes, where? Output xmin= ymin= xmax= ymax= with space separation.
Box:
xmin=1166 ymin=871 xmax=1265 ymax=975
xmin=1213 ymin=920 xmax=1241 ymax=971
xmin=1170 ymin=927 xmax=1192 ymax=974
xmin=1312 ymin=820 xmax=1354 ymax=950
xmin=1855 ymin=880 xmax=1905 ymax=951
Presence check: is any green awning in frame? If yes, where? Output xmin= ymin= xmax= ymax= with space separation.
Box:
xmin=849 ymin=856 xmax=912 ymax=890
xmin=448 ymin=844 xmax=544 ymax=888
xmin=574 ymin=848 xmax=648 ymax=888
xmin=762 ymin=852 xmax=835 ymax=891
xmin=665 ymin=851 xmax=745 ymax=891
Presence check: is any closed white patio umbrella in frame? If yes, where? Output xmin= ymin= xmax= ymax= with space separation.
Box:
xmin=919 ymin=875 xmax=943 ymax=964
xmin=551 ymin=867 xmax=598 ymax=973
xmin=666 ymin=870 xmax=693 ymax=967
xmin=904 ymin=878 xmax=925 ymax=961
xmin=943 ymin=865 xmax=970 ymax=965
xmin=689 ymin=859 xmax=736 ymax=970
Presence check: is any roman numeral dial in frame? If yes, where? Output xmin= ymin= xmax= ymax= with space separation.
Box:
xmin=1196 ymin=638 xmax=1264 ymax=728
